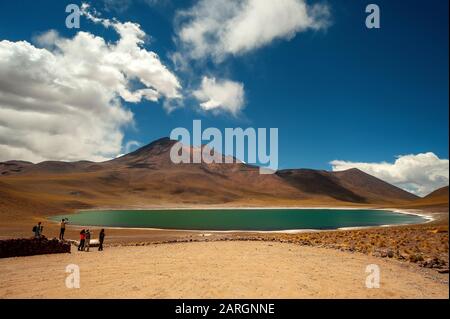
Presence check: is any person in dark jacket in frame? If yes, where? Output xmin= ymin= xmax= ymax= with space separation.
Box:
xmin=78 ymin=229 xmax=86 ymax=251
xmin=33 ymin=222 xmax=42 ymax=238
xmin=98 ymin=229 xmax=105 ymax=251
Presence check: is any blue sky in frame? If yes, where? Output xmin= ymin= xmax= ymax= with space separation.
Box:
xmin=0 ymin=0 xmax=448 ymax=195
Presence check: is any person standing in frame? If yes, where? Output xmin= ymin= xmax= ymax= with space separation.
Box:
xmin=78 ymin=229 xmax=85 ymax=251
xmin=84 ymin=229 xmax=91 ymax=252
xmin=33 ymin=222 xmax=42 ymax=238
xmin=59 ymin=218 xmax=67 ymax=241
xmin=98 ymin=229 xmax=105 ymax=251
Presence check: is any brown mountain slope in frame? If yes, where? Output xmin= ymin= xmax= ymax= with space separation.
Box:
xmin=0 ymin=138 xmax=419 ymax=217
xmin=0 ymin=161 xmax=33 ymax=175
xmin=400 ymin=186 xmax=449 ymax=210
xmin=423 ymin=186 xmax=449 ymax=200
xmin=332 ymin=168 xmax=419 ymax=203
xmin=275 ymin=169 xmax=367 ymax=203
xmin=276 ymin=168 xmax=418 ymax=204
xmin=0 ymin=138 xmax=304 ymax=213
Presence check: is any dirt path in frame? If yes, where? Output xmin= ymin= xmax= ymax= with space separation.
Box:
xmin=0 ymin=241 xmax=447 ymax=299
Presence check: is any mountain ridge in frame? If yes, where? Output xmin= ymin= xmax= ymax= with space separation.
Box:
xmin=0 ymin=137 xmax=431 ymax=211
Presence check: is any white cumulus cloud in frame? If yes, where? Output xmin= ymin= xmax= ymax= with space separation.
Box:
xmin=0 ymin=6 xmax=181 ymax=163
xmin=175 ymin=0 xmax=331 ymax=61
xmin=174 ymin=0 xmax=330 ymax=115
xmin=330 ymin=153 xmax=449 ymax=197
xmin=192 ymin=77 xmax=245 ymax=114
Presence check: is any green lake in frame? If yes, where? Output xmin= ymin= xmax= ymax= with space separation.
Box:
xmin=50 ymin=209 xmax=427 ymax=231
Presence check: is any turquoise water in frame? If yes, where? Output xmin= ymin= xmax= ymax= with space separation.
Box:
xmin=49 ymin=209 xmax=426 ymax=231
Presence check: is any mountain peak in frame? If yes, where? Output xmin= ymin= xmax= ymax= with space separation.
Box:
xmin=108 ymin=137 xmax=177 ymax=167
xmin=339 ymin=168 xmax=365 ymax=174
xmin=127 ymin=137 xmax=176 ymax=156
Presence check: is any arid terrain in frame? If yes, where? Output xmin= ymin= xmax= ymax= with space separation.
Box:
xmin=0 ymin=241 xmax=448 ymax=299
xmin=0 ymin=137 xmax=435 ymax=232
xmin=0 ymin=138 xmax=448 ymax=298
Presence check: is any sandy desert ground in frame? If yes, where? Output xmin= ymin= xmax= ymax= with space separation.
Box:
xmin=1 ymin=150 xmax=448 ymax=300
xmin=0 ymin=241 xmax=448 ymax=299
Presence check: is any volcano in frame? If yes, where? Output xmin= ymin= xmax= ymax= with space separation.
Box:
xmin=0 ymin=137 xmax=425 ymax=220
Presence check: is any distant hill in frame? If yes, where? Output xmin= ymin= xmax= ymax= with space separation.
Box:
xmin=401 ymin=186 xmax=449 ymax=211
xmin=276 ymin=168 xmax=418 ymax=204
xmin=423 ymin=186 xmax=449 ymax=201
xmin=0 ymin=137 xmax=421 ymax=216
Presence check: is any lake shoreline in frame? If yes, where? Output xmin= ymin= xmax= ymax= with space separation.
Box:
xmin=47 ymin=207 xmax=431 ymax=234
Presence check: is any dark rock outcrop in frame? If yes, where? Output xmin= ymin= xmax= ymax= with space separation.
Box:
xmin=0 ymin=237 xmax=70 ymax=258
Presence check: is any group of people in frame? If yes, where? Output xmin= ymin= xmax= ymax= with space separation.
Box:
xmin=78 ymin=229 xmax=105 ymax=252
xmin=32 ymin=219 xmax=106 ymax=252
